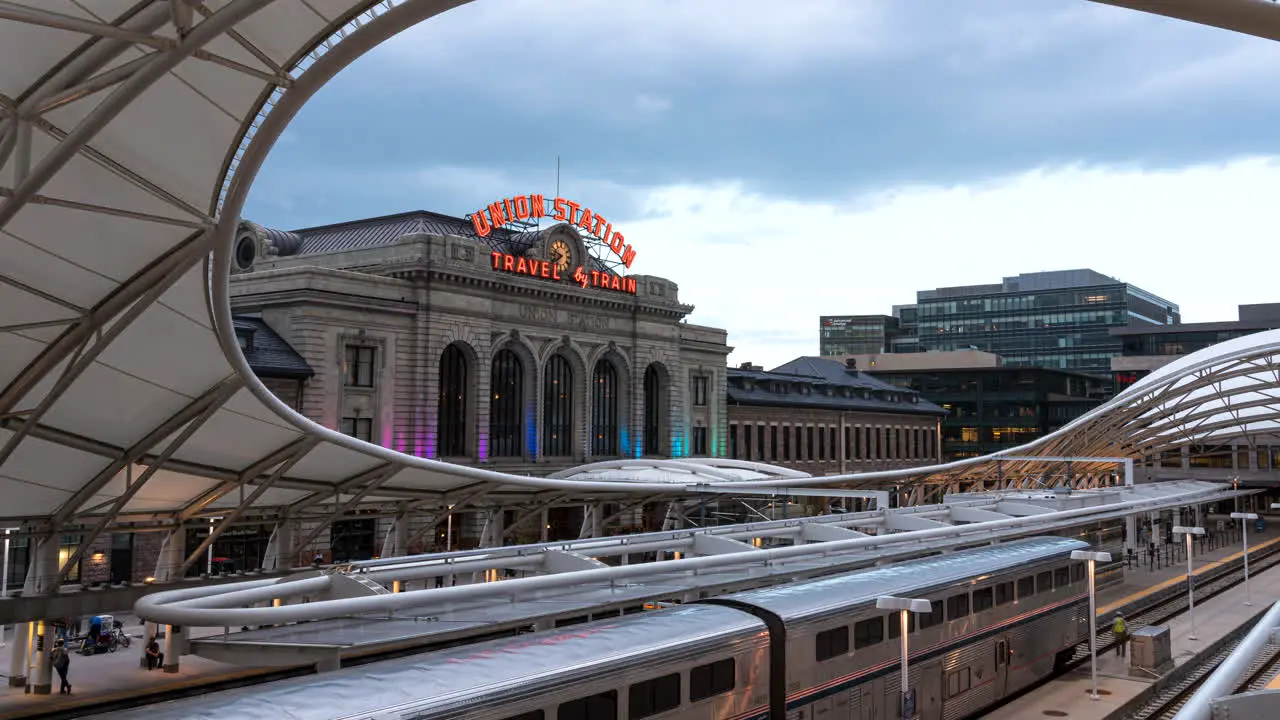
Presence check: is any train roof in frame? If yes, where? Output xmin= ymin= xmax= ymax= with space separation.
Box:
xmin=96 ymin=603 xmax=764 ymax=720
xmin=721 ymin=536 xmax=1089 ymax=622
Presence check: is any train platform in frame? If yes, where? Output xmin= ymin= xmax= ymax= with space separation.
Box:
xmin=986 ymin=522 xmax=1280 ymax=720
xmin=0 ymin=519 xmax=1272 ymax=719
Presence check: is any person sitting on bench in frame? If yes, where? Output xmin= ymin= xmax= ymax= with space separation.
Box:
xmin=145 ymin=637 xmax=165 ymax=670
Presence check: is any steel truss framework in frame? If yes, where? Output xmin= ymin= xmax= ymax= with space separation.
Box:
xmin=0 ymin=0 xmax=1278 ymax=593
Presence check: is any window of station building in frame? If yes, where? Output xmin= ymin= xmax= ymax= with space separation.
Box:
xmin=343 ymin=345 xmax=375 ymax=387
xmin=542 ymin=355 xmax=574 ymax=457
xmin=1036 ymin=570 xmax=1053 ymax=594
xmin=643 ymin=365 xmax=668 ymax=456
xmin=559 ymin=690 xmax=617 ymax=720
xmin=339 ymin=416 xmax=372 ymax=443
xmin=690 ymin=658 xmax=736 ymax=701
xmin=887 ymin=612 xmax=916 ymax=639
xmin=995 ymin=581 xmax=1015 ymax=606
xmin=829 ymin=427 xmax=837 ymax=460
xmin=770 ymin=425 xmax=778 ymax=460
xmin=783 ymin=425 xmax=792 ymax=460
xmin=806 ymin=427 xmax=815 ymax=459
xmin=1054 ymin=566 xmax=1070 ymax=588
xmin=817 ymin=426 xmax=826 ymax=460
xmin=628 ymin=673 xmax=680 ymax=719
xmin=972 ymin=587 xmax=995 ymax=613
xmin=946 ymin=593 xmax=970 ymax=621
xmin=844 ymin=427 xmax=851 ymax=460
xmin=1017 ymin=575 xmax=1035 ymax=600
xmin=438 ymin=344 xmax=469 ymax=457
xmin=692 ymin=426 xmax=708 ymax=456
xmin=692 ymin=375 xmax=708 ymax=406
xmin=853 ymin=617 xmax=884 ymax=649
xmin=330 ymin=517 xmax=376 ymax=562
xmin=756 ymin=425 xmax=765 ymax=459
xmin=815 ymin=626 xmax=849 ymax=661
xmin=490 ymin=349 xmax=524 ymax=458
xmin=728 ymin=424 xmax=739 ymax=459
xmin=591 ymin=360 xmax=620 ymax=457
xmin=743 ymin=425 xmax=753 ymax=460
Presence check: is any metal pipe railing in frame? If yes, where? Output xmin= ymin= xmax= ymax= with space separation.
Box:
xmin=1171 ymin=600 xmax=1280 ymax=720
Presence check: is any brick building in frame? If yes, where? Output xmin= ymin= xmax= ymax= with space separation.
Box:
xmin=726 ymin=357 xmax=946 ymax=475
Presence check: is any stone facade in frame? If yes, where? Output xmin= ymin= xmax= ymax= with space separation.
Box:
xmin=230 ymin=216 xmax=732 ymax=475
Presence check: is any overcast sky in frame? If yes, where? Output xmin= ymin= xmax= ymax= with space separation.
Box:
xmin=243 ymin=0 xmax=1280 ymax=369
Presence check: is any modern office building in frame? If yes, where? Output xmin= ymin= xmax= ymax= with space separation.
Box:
xmin=1111 ymin=303 xmax=1280 ymax=392
xmin=726 ymin=357 xmax=946 ymax=475
xmin=913 ymin=269 xmax=1179 ymax=375
xmin=818 ymin=315 xmax=905 ymax=355
xmin=868 ymin=366 xmax=1108 ymax=461
xmin=828 ymin=270 xmax=1178 ymax=378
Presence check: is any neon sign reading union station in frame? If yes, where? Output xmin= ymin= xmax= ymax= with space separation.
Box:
xmin=472 ymin=194 xmax=639 ymax=295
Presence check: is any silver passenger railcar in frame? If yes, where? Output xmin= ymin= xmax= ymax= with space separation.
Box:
xmin=95 ymin=536 xmax=1091 ymax=720
xmin=710 ymin=535 xmax=1091 ymax=719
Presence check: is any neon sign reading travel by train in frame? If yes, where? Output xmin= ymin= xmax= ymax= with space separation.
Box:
xmin=470 ymin=194 xmax=638 ymax=269
xmin=489 ymin=251 xmax=638 ymax=295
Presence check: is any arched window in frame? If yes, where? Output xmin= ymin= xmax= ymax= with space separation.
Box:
xmin=591 ymin=360 xmax=619 ymax=456
xmin=489 ymin=349 xmax=523 ymax=457
xmin=542 ymin=355 xmax=574 ymax=457
xmin=644 ymin=365 xmax=667 ymax=456
xmin=437 ymin=344 xmax=468 ymax=457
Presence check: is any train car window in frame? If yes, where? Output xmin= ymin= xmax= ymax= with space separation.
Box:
xmin=887 ymin=612 xmax=916 ymax=639
xmin=918 ymin=602 xmax=945 ymax=629
xmin=690 ymin=658 xmax=736 ymax=701
xmin=816 ymin=626 xmax=850 ymax=661
xmin=853 ymin=617 xmax=884 ymax=649
xmin=946 ymin=593 xmax=970 ymax=621
xmin=1054 ymin=567 xmax=1070 ymax=587
xmin=629 ymin=674 xmax=681 ymax=719
xmin=501 ymin=712 xmax=544 ymax=720
xmin=558 ymin=690 xmax=617 ymax=720
xmin=1017 ymin=576 xmax=1035 ymax=599
xmin=995 ymin=582 xmax=1015 ymax=606
xmin=973 ymin=587 xmax=994 ymax=613
xmin=1072 ymin=563 xmax=1086 ymax=583
xmin=1036 ymin=571 xmax=1053 ymax=593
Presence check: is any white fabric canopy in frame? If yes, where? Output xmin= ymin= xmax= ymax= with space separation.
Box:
xmin=0 ymin=0 xmax=1276 ymax=532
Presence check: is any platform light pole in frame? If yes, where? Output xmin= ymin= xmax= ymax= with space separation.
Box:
xmin=1071 ymin=549 xmax=1112 ymax=700
xmin=878 ymin=596 xmax=932 ymax=720
xmin=1230 ymin=512 xmax=1259 ymax=606
xmin=1173 ymin=526 xmax=1206 ymax=640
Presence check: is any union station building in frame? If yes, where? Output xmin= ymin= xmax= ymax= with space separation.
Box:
xmin=229 ymin=204 xmax=731 ymax=479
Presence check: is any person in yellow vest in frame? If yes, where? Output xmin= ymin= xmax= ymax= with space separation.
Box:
xmin=1113 ymin=613 xmax=1128 ymax=658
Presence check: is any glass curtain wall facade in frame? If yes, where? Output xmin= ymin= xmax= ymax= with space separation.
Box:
xmin=872 ymin=367 xmax=1107 ymax=460
xmin=820 ymin=315 xmax=902 ymax=356
xmin=915 ymin=277 xmax=1178 ymax=374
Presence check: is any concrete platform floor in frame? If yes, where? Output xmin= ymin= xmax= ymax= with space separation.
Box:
xmin=986 ymin=532 xmax=1280 ymax=720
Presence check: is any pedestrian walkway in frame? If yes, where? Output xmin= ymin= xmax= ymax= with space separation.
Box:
xmin=0 ymin=615 xmax=283 ymax=720
xmin=986 ymin=524 xmax=1280 ymax=720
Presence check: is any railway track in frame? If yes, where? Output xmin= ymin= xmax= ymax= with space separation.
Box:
xmin=1071 ymin=539 xmax=1280 ymax=667
xmin=1097 ymin=541 xmax=1280 ymax=719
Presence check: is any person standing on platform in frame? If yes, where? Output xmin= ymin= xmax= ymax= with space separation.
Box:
xmin=1113 ymin=613 xmax=1128 ymax=658
xmin=51 ymin=639 xmax=71 ymax=694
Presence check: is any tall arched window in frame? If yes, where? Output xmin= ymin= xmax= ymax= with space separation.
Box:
xmin=437 ymin=344 xmax=468 ymax=457
xmin=489 ymin=349 xmax=523 ymax=457
xmin=644 ymin=364 xmax=667 ymax=456
xmin=591 ymin=360 xmax=619 ymax=456
xmin=542 ymin=355 xmax=574 ymax=457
